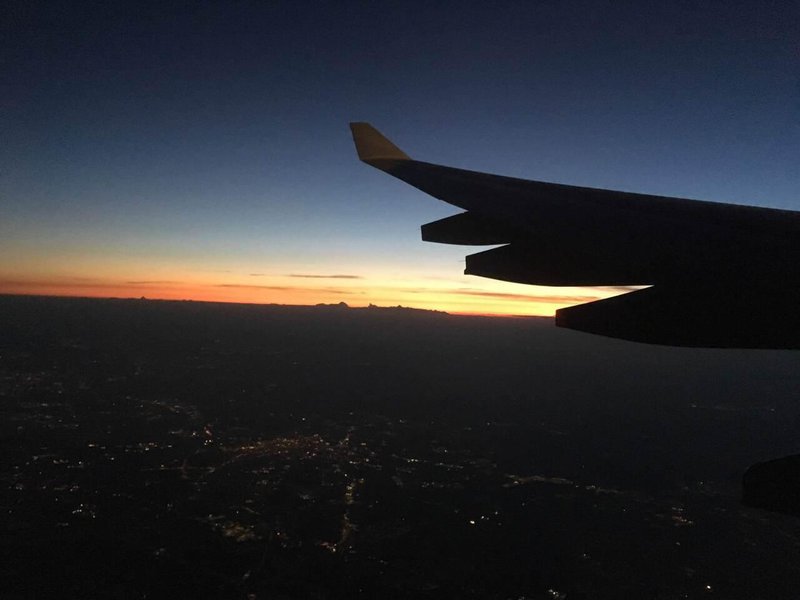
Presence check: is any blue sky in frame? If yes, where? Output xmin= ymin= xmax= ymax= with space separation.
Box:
xmin=2 ymin=1 xmax=798 ymax=313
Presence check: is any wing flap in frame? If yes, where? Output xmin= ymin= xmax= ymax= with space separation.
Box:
xmin=421 ymin=212 xmax=515 ymax=245
xmin=465 ymin=244 xmax=656 ymax=286
xmin=556 ymin=283 xmax=800 ymax=349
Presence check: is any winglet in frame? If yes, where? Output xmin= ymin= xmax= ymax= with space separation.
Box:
xmin=350 ymin=122 xmax=411 ymax=164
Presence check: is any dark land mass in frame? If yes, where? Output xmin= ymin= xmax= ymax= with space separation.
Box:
xmin=2 ymin=294 xmax=800 ymax=599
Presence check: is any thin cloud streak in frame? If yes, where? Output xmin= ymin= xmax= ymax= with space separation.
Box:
xmin=213 ymin=283 xmax=355 ymax=295
xmin=288 ymin=274 xmax=362 ymax=279
xmin=215 ymin=284 xmax=292 ymax=290
xmin=64 ymin=276 xmax=104 ymax=282
xmin=1 ymin=279 xmax=176 ymax=290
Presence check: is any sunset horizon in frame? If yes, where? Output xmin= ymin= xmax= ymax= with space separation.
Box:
xmin=0 ymin=273 xmax=619 ymax=317
xmin=4 ymin=4 xmax=797 ymax=323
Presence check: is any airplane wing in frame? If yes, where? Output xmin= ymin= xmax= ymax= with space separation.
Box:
xmin=350 ymin=122 xmax=800 ymax=349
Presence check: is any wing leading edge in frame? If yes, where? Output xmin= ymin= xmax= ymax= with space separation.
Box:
xmin=349 ymin=122 xmax=800 ymax=348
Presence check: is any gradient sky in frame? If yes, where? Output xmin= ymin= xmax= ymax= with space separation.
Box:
xmin=3 ymin=1 xmax=799 ymax=315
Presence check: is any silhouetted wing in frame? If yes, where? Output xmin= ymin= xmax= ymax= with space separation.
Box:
xmin=350 ymin=122 xmax=800 ymax=348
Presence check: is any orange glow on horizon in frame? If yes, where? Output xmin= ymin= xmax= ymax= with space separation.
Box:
xmin=0 ymin=272 xmax=628 ymax=317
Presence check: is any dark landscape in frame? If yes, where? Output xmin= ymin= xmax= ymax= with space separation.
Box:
xmin=2 ymin=294 xmax=800 ymax=599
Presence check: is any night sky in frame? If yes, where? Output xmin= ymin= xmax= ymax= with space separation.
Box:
xmin=3 ymin=1 xmax=799 ymax=315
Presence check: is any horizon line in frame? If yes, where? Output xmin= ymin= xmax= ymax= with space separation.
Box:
xmin=0 ymin=292 xmax=552 ymax=320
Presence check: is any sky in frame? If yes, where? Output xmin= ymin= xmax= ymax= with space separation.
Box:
xmin=2 ymin=1 xmax=799 ymax=315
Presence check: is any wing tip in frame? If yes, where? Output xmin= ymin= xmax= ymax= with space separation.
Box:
xmin=349 ymin=122 xmax=411 ymax=163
